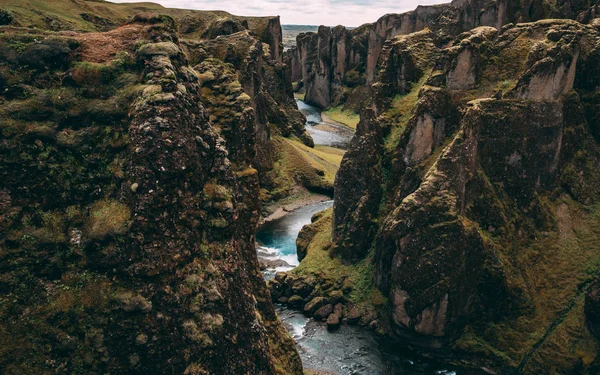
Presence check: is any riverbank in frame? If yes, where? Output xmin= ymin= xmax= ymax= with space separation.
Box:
xmin=322 ymin=107 xmax=359 ymax=130
xmin=261 ymin=191 xmax=331 ymax=224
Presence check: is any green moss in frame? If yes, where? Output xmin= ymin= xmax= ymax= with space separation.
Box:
xmin=322 ymin=106 xmax=360 ymax=130
xmin=456 ymin=197 xmax=600 ymax=369
xmin=27 ymin=210 xmax=67 ymax=244
xmin=203 ymin=183 xmax=232 ymax=202
xmin=382 ymin=74 xmax=429 ymax=153
xmin=86 ymin=200 xmax=130 ymax=239
xmin=235 ymin=167 xmax=258 ymax=178
xmin=292 ymin=209 xmax=383 ymax=315
xmin=137 ymin=42 xmax=180 ymax=58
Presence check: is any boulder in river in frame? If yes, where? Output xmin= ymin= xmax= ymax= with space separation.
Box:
xmin=314 ymin=304 xmax=334 ymax=321
xmin=258 ymin=257 xmax=292 ymax=271
xmin=345 ymin=305 xmax=362 ymax=325
xmin=304 ymin=297 xmax=328 ymax=315
xmin=333 ymin=303 xmax=344 ymax=318
xmin=326 ymin=312 xmax=341 ymax=331
xmin=288 ymin=295 xmax=305 ymax=308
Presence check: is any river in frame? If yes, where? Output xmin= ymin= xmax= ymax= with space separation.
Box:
xmin=255 ymin=100 xmax=466 ymax=375
xmin=296 ymin=99 xmax=355 ymax=149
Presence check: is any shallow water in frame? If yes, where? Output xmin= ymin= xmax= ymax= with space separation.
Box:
xmin=296 ymin=99 xmax=354 ymax=149
xmin=256 ymin=200 xmax=333 ymax=277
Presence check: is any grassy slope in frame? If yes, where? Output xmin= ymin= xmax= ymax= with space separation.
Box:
xmin=1 ymin=0 xmax=267 ymax=40
xmin=290 ymin=209 xmax=387 ymax=312
xmin=456 ymin=197 xmax=600 ymax=369
xmin=2 ymin=0 xmax=165 ymax=30
xmin=322 ymin=106 xmax=360 ymax=130
xmin=261 ymin=136 xmax=344 ymax=215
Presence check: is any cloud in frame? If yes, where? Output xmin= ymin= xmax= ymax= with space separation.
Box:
xmin=109 ymin=0 xmax=445 ymax=26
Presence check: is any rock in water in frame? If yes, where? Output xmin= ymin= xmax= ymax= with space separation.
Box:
xmin=326 ymin=312 xmax=341 ymax=331
xmin=304 ymin=296 xmax=328 ymax=315
xmin=314 ymin=304 xmax=334 ymax=321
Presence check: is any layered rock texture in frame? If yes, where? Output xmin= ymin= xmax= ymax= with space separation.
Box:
xmin=321 ymin=16 xmax=600 ymax=374
xmin=288 ymin=0 xmax=600 ymax=111
xmin=0 ymin=6 xmax=306 ymax=375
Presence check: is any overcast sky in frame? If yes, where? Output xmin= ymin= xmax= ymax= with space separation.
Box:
xmin=110 ymin=0 xmax=444 ymax=27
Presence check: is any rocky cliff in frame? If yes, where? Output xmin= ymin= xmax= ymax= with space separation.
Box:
xmin=0 ymin=7 xmax=305 ymax=375
xmin=289 ymin=0 xmax=600 ymax=110
xmin=325 ymin=16 xmax=600 ymax=373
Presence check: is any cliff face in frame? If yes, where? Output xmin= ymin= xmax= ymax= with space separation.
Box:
xmin=0 ymin=12 xmax=303 ymax=375
xmin=328 ymin=17 xmax=600 ymax=372
xmin=290 ymin=0 xmax=599 ymax=109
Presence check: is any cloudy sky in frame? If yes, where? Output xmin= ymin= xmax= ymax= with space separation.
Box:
xmin=110 ymin=0 xmax=444 ymax=27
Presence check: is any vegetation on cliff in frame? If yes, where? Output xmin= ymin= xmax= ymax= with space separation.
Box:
xmin=292 ymin=11 xmax=600 ymax=375
xmin=0 ymin=4 xmax=313 ymax=374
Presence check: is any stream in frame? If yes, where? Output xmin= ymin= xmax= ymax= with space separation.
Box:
xmin=255 ymin=100 xmax=465 ymax=375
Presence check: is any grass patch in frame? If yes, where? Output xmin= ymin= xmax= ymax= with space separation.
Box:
xmin=292 ymin=209 xmax=384 ymax=311
xmin=86 ymin=199 xmax=130 ymax=239
xmin=455 ymin=197 xmax=600 ymax=369
xmin=275 ymin=136 xmax=344 ymax=192
xmin=382 ymin=74 xmax=429 ymax=153
xmin=322 ymin=106 xmax=360 ymax=129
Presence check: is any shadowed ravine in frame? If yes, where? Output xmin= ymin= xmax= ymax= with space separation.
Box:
xmin=255 ymin=102 xmax=466 ymax=375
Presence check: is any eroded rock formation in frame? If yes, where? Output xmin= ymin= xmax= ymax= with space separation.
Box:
xmin=326 ymin=17 xmax=600 ymax=373
xmin=290 ymin=0 xmax=599 ymax=110
xmin=0 ymin=11 xmax=303 ymax=375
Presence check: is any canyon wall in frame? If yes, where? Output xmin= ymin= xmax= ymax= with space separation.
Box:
xmin=290 ymin=0 xmax=599 ymax=109
xmin=0 ymin=7 xmax=306 ymax=375
xmin=328 ymin=16 xmax=600 ymax=373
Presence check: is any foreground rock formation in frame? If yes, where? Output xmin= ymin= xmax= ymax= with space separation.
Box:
xmin=0 ymin=7 xmax=306 ymax=375
xmin=289 ymin=12 xmax=600 ymax=375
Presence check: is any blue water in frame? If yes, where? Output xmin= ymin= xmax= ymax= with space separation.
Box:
xmin=256 ymin=200 xmax=333 ymax=275
xmin=254 ymin=200 xmax=474 ymax=375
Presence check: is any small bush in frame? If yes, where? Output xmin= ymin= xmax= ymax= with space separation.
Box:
xmin=72 ymin=62 xmax=119 ymax=86
xmin=18 ymin=39 xmax=74 ymax=71
xmin=0 ymin=8 xmax=14 ymax=26
xmin=343 ymin=69 xmax=362 ymax=88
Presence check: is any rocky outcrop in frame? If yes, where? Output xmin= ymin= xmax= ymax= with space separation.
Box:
xmin=0 ymin=14 xmax=302 ymax=375
xmin=331 ymin=110 xmax=383 ymax=262
xmin=325 ymin=18 xmax=600 ymax=373
xmin=290 ymin=0 xmax=599 ymax=109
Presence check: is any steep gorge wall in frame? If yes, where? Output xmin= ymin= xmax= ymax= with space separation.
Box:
xmin=0 ymin=13 xmax=303 ymax=375
xmin=328 ymin=17 xmax=600 ymax=373
xmin=290 ymin=0 xmax=600 ymax=109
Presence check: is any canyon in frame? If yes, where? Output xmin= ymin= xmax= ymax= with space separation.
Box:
xmin=0 ymin=0 xmax=600 ymax=374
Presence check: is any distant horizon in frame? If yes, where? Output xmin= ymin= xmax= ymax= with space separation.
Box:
xmin=109 ymin=0 xmax=446 ymax=27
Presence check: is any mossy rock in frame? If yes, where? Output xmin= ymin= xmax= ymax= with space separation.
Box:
xmin=137 ymin=42 xmax=180 ymax=58
xmin=86 ymin=200 xmax=130 ymax=239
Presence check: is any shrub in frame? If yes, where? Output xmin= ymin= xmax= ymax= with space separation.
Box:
xmin=18 ymin=39 xmax=73 ymax=71
xmin=0 ymin=8 xmax=14 ymax=26
xmin=72 ymin=62 xmax=119 ymax=86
